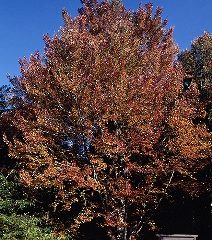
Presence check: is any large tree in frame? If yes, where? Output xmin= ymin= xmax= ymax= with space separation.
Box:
xmin=1 ymin=1 xmax=211 ymax=239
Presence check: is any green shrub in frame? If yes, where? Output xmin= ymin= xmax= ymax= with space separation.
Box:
xmin=0 ymin=174 xmax=69 ymax=240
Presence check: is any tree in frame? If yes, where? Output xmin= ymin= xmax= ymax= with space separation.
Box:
xmin=0 ymin=85 xmax=14 ymax=170
xmin=0 ymin=82 xmax=27 ymax=169
xmin=0 ymin=85 xmax=10 ymax=114
xmin=1 ymin=1 xmax=211 ymax=239
xmin=0 ymin=88 xmax=68 ymax=240
xmin=178 ymin=32 xmax=212 ymax=240
xmin=179 ymin=32 xmax=212 ymax=131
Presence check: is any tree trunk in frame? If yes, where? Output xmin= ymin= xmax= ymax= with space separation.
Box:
xmin=117 ymin=198 xmax=127 ymax=240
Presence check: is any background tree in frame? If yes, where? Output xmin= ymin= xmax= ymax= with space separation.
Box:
xmin=0 ymin=85 xmax=15 ymax=170
xmin=178 ymin=31 xmax=212 ymax=240
xmin=0 ymin=173 xmax=70 ymax=240
xmin=179 ymin=32 xmax=212 ymax=131
xmin=0 ymin=85 xmax=10 ymax=114
xmin=1 ymin=1 xmax=211 ymax=239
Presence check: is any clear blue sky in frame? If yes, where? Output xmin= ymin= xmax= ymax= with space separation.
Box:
xmin=0 ymin=0 xmax=211 ymax=86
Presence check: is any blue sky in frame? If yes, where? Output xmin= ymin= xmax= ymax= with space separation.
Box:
xmin=0 ymin=0 xmax=211 ymax=86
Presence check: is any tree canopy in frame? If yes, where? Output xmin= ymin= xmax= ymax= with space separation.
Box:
xmin=0 ymin=1 xmax=211 ymax=239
